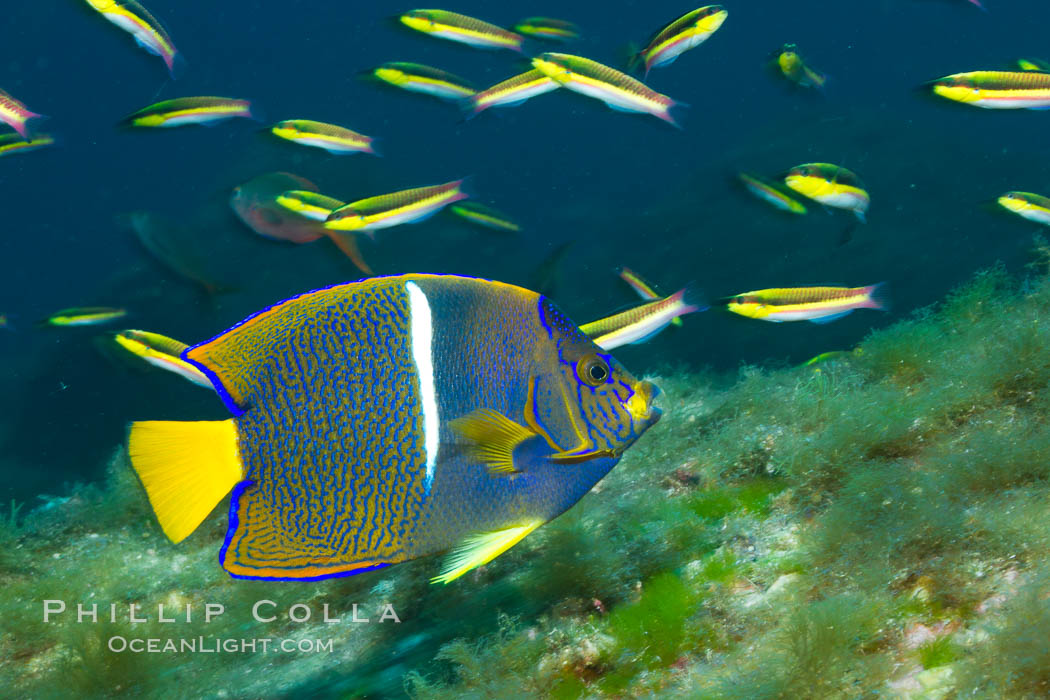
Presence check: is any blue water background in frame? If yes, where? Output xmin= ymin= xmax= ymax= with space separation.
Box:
xmin=1 ymin=0 xmax=1047 ymax=497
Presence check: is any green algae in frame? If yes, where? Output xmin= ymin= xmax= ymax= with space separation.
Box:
xmin=8 ymin=266 xmax=1050 ymax=698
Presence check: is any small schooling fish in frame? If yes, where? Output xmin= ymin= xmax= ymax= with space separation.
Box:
xmin=632 ymin=5 xmax=728 ymax=76
xmin=784 ymin=163 xmax=869 ymax=221
xmin=83 ymin=0 xmax=182 ymax=77
xmin=723 ymin=285 xmax=888 ymax=323
xmin=127 ymin=274 xmax=660 ymax=582
xmin=271 ymin=120 xmax=377 ymax=155
xmin=928 ymin=71 xmax=1050 ymax=109
xmin=0 ymin=133 xmax=54 ymax=158
xmin=112 ymin=330 xmax=213 ymax=389
xmin=325 ymin=180 xmax=469 ymax=233
xmin=774 ymin=44 xmax=826 ymax=90
xmin=122 ymin=97 xmax=254 ymax=128
xmin=997 ymin=192 xmax=1050 ymax=226
xmin=41 ymin=307 xmax=128 ymax=327
xmin=373 ymin=62 xmax=476 ymax=101
xmin=514 ymin=17 xmax=579 ymax=42
xmin=275 ymin=191 xmax=347 ymax=222
xmin=231 ymin=173 xmax=372 ymax=273
xmin=618 ymin=267 xmax=683 ymax=326
xmin=581 ymin=288 xmax=704 ymax=350
xmin=0 ymin=87 xmax=44 ymax=139
xmin=1016 ymin=58 xmax=1050 ymax=72
xmin=400 ymin=9 xmax=523 ymax=52
xmin=738 ymin=172 xmax=808 ymax=215
xmin=532 ymin=53 xmax=683 ymax=127
xmin=448 ymin=202 xmax=520 ymax=232
xmin=466 ymin=69 xmax=560 ymax=118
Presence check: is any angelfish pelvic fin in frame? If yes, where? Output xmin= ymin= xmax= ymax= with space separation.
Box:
xmin=449 ymin=408 xmax=537 ymax=475
xmin=550 ymin=447 xmax=617 ymax=464
xmin=431 ymin=521 xmax=544 ymax=584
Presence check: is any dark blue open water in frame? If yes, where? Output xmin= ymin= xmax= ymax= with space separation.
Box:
xmin=1 ymin=1 xmax=1047 ymax=502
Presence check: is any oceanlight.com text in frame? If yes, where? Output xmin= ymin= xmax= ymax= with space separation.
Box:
xmin=107 ymin=636 xmax=336 ymax=654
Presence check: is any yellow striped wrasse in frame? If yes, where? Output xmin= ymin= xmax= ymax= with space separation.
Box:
xmin=618 ymin=266 xmax=682 ymax=326
xmin=121 ymin=97 xmax=254 ymax=127
xmin=929 ymin=71 xmax=1050 ymax=109
xmin=581 ymin=288 xmax=704 ymax=350
xmin=466 ymin=69 xmax=559 ymax=118
xmin=276 ymin=191 xmax=346 ymax=222
xmin=738 ymin=172 xmax=807 ymax=215
xmin=84 ymin=0 xmax=182 ymax=78
xmin=775 ymin=44 xmax=826 ymax=89
xmin=998 ymin=192 xmax=1050 ymax=226
xmin=514 ymin=17 xmax=579 ymax=42
xmin=1018 ymin=58 xmax=1050 ymax=71
xmin=784 ymin=163 xmax=868 ymax=221
xmin=113 ymin=330 xmax=213 ymax=389
xmin=531 ymin=53 xmax=683 ymax=126
xmin=0 ymin=87 xmax=44 ymax=139
xmin=325 ymin=180 xmax=469 ymax=232
xmin=0 ymin=132 xmax=54 ymax=158
xmin=449 ymin=201 xmax=519 ymax=231
xmin=634 ymin=5 xmax=727 ymax=76
xmin=724 ymin=285 xmax=888 ymax=323
xmin=400 ymin=9 xmax=523 ymax=52
xmin=800 ymin=350 xmax=854 ymax=368
xmin=373 ymin=62 xmax=475 ymax=100
xmin=271 ymin=120 xmax=377 ymax=155
xmin=41 ymin=307 xmax=127 ymax=327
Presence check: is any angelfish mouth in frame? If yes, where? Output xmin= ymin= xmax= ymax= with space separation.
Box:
xmin=626 ymin=380 xmax=661 ymax=423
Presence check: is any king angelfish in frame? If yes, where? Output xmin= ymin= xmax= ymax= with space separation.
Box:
xmin=128 ymin=274 xmax=661 ymax=582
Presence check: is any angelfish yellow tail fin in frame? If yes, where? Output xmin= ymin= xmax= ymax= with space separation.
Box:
xmin=128 ymin=419 xmax=243 ymax=543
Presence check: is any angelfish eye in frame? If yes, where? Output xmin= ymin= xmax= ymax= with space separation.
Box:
xmin=576 ymin=355 xmax=610 ymax=387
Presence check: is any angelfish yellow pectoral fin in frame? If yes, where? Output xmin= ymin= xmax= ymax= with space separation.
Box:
xmin=431 ymin=521 xmax=544 ymax=584
xmin=128 ymin=419 xmax=243 ymax=543
xmin=449 ymin=408 xmax=536 ymax=475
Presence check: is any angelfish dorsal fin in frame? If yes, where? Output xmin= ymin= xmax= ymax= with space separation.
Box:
xmin=450 ymin=409 xmax=536 ymax=475
xmin=431 ymin=521 xmax=543 ymax=584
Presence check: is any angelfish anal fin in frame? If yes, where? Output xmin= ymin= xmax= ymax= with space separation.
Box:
xmin=449 ymin=408 xmax=537 ymax=475
xmin=431 ymin=521 xmax=544 ymax=584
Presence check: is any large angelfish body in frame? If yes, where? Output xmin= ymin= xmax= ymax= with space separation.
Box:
xmin=128 ymin=274 xmax=660 ymax=583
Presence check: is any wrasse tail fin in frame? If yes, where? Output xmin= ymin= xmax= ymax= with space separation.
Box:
xmin=863 ymin=282 xmax=890 ymax=311
xmin=431 ymin=521 xmax=543 ymax=584
xmin=662 ymin=101 xmax=689 ymax=129
xmin=458 ymin=96 xmax=483 ymax=121
xmin=168 ymin=52 xmax=188 ymax=80
xmin=675 ymin=284 xmax=709 ymax=314
xmin=128 ymin=419 xmax=243 ymax=543
xmin=450 ymin=409 xmax=537 ymax=474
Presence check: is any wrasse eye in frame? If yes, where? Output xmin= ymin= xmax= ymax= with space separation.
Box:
xmin=577 ymin=355 xmax=610 ymax=387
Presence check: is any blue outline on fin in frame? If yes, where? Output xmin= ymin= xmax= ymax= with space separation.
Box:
xmin=219 ymin=480 xmax=392 ymax=582
xmin=181 ymin=350 xmax=246 ymax=417
xmin=184 ymin=273 xmax=505 ymax=419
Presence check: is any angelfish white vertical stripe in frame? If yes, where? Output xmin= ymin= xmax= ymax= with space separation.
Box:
xmin=406 ymin=281 xmax=439 ymax=493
